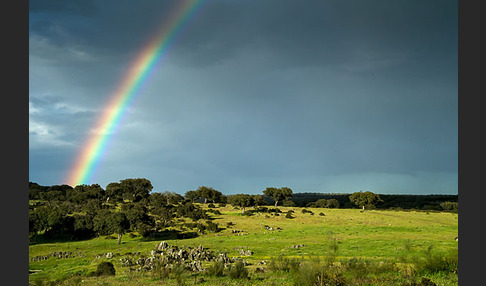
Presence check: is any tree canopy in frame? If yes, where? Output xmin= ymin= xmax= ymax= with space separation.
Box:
xmin=349 ymin=191 xmax=383 ymax=210
xmin=190 ymin=186 xmax=223 ymax=204
xmin=229 ymin=194 xmax=255 ymax=214
xmin=263 ymin=187 xmax=293 ymax=207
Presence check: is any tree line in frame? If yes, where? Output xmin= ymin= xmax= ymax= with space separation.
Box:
xmin=29 ymin=179 xmax=458 ymax=243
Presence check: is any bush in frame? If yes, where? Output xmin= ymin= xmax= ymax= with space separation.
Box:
xmin=319 ymin=212 xmax=325 ymax=216
xmin=207 ymin=260 xmax=224 ymax=277
xmin=292 ymin=259 xmax=345 ymax=286
xmin=206 ymin=221 xmax=220 ymax=232
xmin=207 ymin=203 xmax=216 ymax=208
xmin=171 ymin=263 xmax=186 ymax=286
xmin=152 ymin=259 xmax=170 ymax=280
xmin=96 ymin=261 xmax=116 ymax=276
xmin=269 ymin=254 xmax=300 ymax=272
xmin=413 ymin=246 xmax=458 ymax=274
xmin=229 ymin=260 xmax=248 ymax=279
xmin=242 ymin=210 xmax=254 ymax=216
xmin=285 ymin=212 xmax=294 ymax=219
xmin=343 ymin=257 xmax=395 ymax=281
xmin=269 ymin=208 xmax=282 ymax=213
xmin=254 ymin=206 xmax=269 ymax=213
xmin=440 ymin=201 xmax=458 ymax=213
xmin=301 ymin=209 xmax=314 ymax=215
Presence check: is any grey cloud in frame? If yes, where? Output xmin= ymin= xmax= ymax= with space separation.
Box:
xmin=29 ymin=1 xmax=457 ymax=194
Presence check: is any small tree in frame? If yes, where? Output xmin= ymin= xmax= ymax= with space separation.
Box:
xmin=94 ymin=210 xmax=129 ymax=244
xmin=440 ymin=201 xmax=458 ymax=213
xmin=326 ymin=199 xmax=340 ymax=209
xmin=108 ymin=212 xmax=130 ymax=244
xmin=119 ymin=178 xmax=153 ymax=202
xmin=121 ymin=202 xmax=153 ymax=233
xmin=315 ymin=199 xmax=327 ymax=208
xmin=349 ymin=191 xmax=383 ymax=210
xmin=263 ymin=187 xmax=293 ymax=207
xmin=105 ymin=182 xmax=124 ymax=203
xmin=196 ymin=186 xmax=223 ymax=204
xmin=184 ymin=190 xmax=200 ymax=202
xmin=229 ymin=194 xmax=255 ymax=214
xmin=153 ymin=206 xmax=174 ymax=228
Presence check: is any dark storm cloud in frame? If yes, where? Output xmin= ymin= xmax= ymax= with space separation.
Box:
xmin=29 ymin=0 xmax=457 ymax=194
xmin=173 ymin=0 xmax=457 ymax=69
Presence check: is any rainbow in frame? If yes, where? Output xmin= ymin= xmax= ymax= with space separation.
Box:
xmin=65 ymin=0 xmax=205 ymax=187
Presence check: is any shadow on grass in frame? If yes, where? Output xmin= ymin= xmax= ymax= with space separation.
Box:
xmin=29 ymin=233 xmax=95 ymax=245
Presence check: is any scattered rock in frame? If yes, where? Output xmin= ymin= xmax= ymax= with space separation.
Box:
xmin=30 ymin=251 xmax=84 ymax=261
xmin=155 ymin=241 xmax=168 ymax=250
xmin=117 ymin=242 xmax=232 ymax=273
xmin=239 ymin=249 xmax=253 ymax=256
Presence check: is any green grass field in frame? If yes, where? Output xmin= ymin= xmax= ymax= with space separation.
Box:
xmin=29 ymin=206 xmax=458 ymax=285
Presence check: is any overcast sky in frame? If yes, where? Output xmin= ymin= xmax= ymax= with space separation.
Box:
xmin=29 ymin=0 xmax=458 ymax=195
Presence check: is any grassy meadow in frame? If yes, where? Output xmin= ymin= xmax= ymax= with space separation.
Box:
xmin=29 ymin=205 xmax=458 ymax=285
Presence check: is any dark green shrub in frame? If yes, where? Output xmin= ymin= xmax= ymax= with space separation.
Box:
xmin=440 ymin=201 xmax=458 ymax=213
xmin=206 ymin=221 xmax=220 ymax=232
xmin=319 ymin=212 xmax=325 ymax=216
xmin=301 ymin=209 xmax=314 ymax=215
xmin=207 ymin=203 xmax=216 ymax=208
xmin=196 ymin=222 xmax=206 ymax=233
xmin=254 ymin=206 xmax=269 ymax=213
xmin=96 ymin=261 xmax=116 ymax=276
xmin=285 ymin=212 xmax=294 ymax=219
xmin=242 ymin=210 xmax=254 ymax=216
xmin=229 ymin=260 xmax=248 ymax=279
xmin=269 ymin=208 xmax=282 ymax=213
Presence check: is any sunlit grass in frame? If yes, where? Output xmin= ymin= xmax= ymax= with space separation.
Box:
xmin=29 ymin=206 xmax=458 ymax=285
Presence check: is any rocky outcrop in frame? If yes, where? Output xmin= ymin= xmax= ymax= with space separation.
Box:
xmin=118 ymin=241 xmax=232 ymax=272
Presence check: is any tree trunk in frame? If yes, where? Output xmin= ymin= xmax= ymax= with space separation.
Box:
xmin=204 ymin=197 xmax=208 ymax=204
xmin=362 ymin=205 xmax=365 ymax=211
xmin=242 ymin=207 xmax=245 ymax=214
xmin=117 ymin=233 xmax=122 ymax=245
xmin=274 ymin=201 xmax=278 ymax=208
